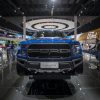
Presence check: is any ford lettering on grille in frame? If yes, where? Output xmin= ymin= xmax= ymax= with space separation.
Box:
xmin=28 ymin=44 xmax=71 ymax=58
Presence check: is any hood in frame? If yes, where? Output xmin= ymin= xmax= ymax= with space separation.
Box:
xmin=20 ymin=37 xmax=73 ymax=44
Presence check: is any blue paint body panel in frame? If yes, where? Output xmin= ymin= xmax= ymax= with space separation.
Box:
xmin=17 ymin=37 xmax=82 ymax=61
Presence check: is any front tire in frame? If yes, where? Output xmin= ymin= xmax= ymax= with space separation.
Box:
xmin=75 ymin=63 xmax=83 ymax=74
xmin=16 ymin=63 xmax=30 ymax=76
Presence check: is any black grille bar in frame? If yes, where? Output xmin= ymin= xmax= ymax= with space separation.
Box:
xmin=28 ymin=44 xmax=70 ymax=49
xmin=28 ymin=44 xmax=71 ymax=58
xmin=28 ymin=52 xmax=71 ymax=58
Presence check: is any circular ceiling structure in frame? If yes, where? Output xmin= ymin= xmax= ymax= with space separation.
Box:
xmin=26 ymin=19 xmax=74 ymax=31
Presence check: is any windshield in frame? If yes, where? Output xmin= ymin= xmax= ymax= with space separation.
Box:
xmin=35 ymin=31 xmax=65 ymax=38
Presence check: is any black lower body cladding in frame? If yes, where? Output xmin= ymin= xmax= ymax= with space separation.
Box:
xmin=16 ymin=57 xmax=83 ymax=79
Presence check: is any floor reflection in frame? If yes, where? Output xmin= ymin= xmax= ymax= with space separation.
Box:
xmin=25 ymin=79 xmax=76 ymax=99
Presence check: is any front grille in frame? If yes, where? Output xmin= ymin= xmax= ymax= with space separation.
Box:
xmin=28 ymin=44 xmax=70 ymax=49
xmin=28 ymin=44 xmax=71 ymax=58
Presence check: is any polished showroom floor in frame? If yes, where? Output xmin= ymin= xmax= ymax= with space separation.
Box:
xmin=0 ymin=53 xmax=100 ymax=100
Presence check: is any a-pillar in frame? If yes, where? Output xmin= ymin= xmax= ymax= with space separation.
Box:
xmin=23 ymin=16 xmax=26 ymax=40
xmin=74 ymin=16 xmax=77 ymax=40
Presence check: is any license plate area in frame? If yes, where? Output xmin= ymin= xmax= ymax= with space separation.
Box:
xmin=40 ymin=62 xmax=59 ymax=68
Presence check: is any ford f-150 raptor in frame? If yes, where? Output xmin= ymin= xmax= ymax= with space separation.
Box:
xmin=16 ymin=31 xmax=83 ymax=79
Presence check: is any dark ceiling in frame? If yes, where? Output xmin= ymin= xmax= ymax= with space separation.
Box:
xmin=3 ymin=16 xmax=96 ymax=33
xmin=0 ymin=0 xmax=100 ymax=16
xmin=0 ymin=0 xmax=99 ymax=34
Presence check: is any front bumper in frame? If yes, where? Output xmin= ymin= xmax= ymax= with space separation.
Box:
xmin=17 ymin=57 xmax=83 ymax=73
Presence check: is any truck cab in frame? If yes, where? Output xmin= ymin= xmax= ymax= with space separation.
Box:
xmin=16 ymin=31 xmax=83 ymax=79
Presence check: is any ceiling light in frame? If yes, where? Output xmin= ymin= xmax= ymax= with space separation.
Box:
xmin=18 ymin=7 xmax=20 ymax=10
xmin=14 ymin=10 xmax=16 ymax=13
xmin=45 ymin=5 xmax=48 ymax=8
xmin=51 ymin=0 xmax=55 ymax=2
xmin=26 ymin=19 xmax=74 ymax=31
xmin=81 ymin=11 xmax=83 ymax=13
xmin=22 ymin=12 xmax=24 ymax=15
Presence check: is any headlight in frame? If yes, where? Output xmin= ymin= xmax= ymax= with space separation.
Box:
xmin=17 ymin=49 xmax=26 ymax=56
xmin=21 ymin=50 xmax=26 ymax=56
xmin=73 ymin=45 xmax=81 ymax=54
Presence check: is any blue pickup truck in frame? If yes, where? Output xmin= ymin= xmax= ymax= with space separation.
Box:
xmin=16 ymin=31 xmax=83 ymax=79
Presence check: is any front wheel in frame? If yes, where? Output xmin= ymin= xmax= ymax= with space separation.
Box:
xmin=16 ymin=63 xmax=30 ymax=76
xmin=75 ymin=63 xmax=83 ymax=74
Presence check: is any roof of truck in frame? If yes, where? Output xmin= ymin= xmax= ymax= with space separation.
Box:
xmin=20 ymin=38 xmax=80 ymax=45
